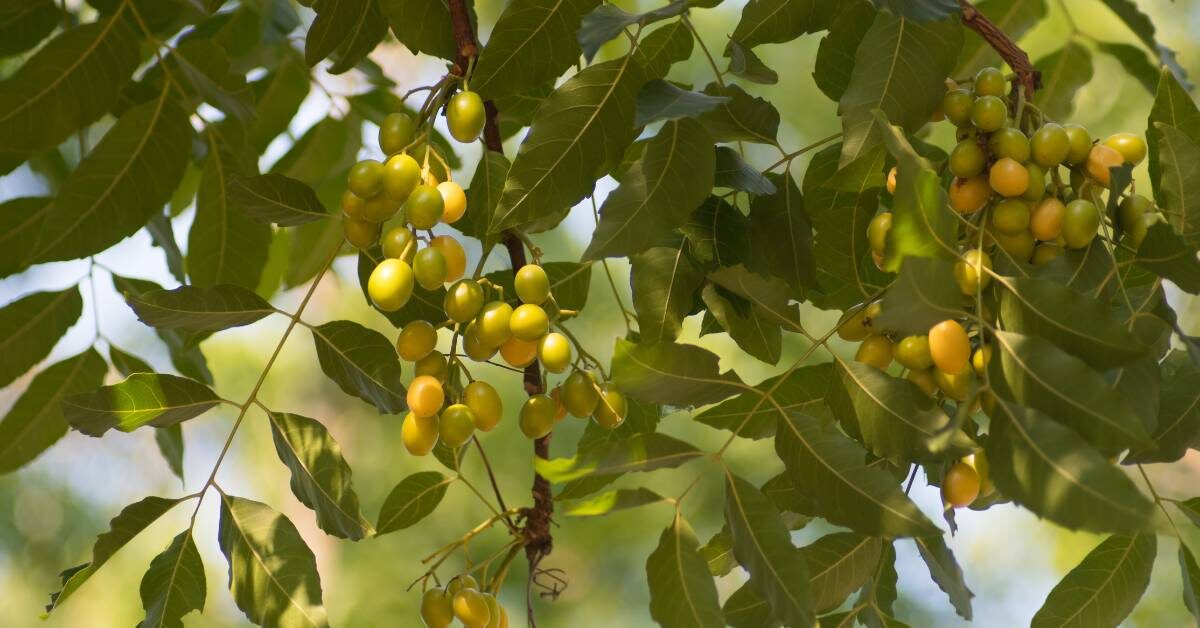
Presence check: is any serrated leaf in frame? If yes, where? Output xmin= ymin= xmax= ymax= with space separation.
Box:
xmin=814 ymin=1 xmax=876 ymax=101
xmin=137 ymin=531 xmax=206 ymax=628
xmin=701 ymin=284 xmax=783 ymax=364
xmin=956 ymin=0 xmax=1046 ymax=76
xmin=695 ymin=363 xmax=832 ymax=439
xmin=0 ymin=349 xmax=106 ymax=474
xmin=189 ymin=132 xmax=271 ymax=290
xmin=584 ymin=118 xmax=715 ymax=260
xmin=731 ymin=0 xmax=836 ymax=49
xmin=646 ymin=512 xmax=724 ymax=628
xmin=1126 ymin=351 xmax=1200 ymax=464
xmin=230 ymin=174 xmax=330 ymax=226
xmin=0 ymin=0 xmax=60 ymax=58
xmin=1032 ymin=42 xmax=1094 ymax=121
xmin=455 ymin=150 xmax=509 ymax=249
xmin=912 ymin=535 xmax=973 ymax=620
xmin=577 ymin=1 xmax=684 ymax=64
xmin=727 ymin=39 xmax=778 ymax=85
xmin=630 ymin=242 xmax=704 ymax=343
xmin=695 ymin=82 xmax=780 ymax=145
xmin=877 ymin=114 xmax=957 ymax=270
xmin=611 ymin=338 xmax=745 ymax=407
xmin=745 ymin=172 xmax=817 ymax=295
xmin=484 ymin=261 xmax=592 ymax=311
xmin=64 ymin=373 xmax=222 ymax=437
xmin=0 ymin=287 xmax=82 ymax=388
xmin=803 ymin=532 xmax=883 ymax=613
xmin=1134 ymin=222 xmax=1200 ymax=294
xmin=1154 ymin=123 xmax=1200 ymax=249
xmin=310 ymin=320 xmax=406 ymax=413
xmin=376 ymin=471 xmax=454 ymax=535
xmin=269 ymin=412 xmax=372 ymax=540
xmin=111 ymin=274 xmax=214 ymax=385
xmin=1030 ymin=533 xmax=1155 ymax=628
xmin=561 ymin=487 xmax=667 ymax=517
xmin=775 ymin=410 xmax=940 ymax=537
xmin=0 ymin=196 xmax=50 ymax=277
xmin=708 ymin=264 xmax=803 ymax=332
xmin=471 ymin=0 xmax=598 ymax=99
xmin=1147 ymin=67 xmax=1200 ymax=201
xmin=536 ymin=432 xmax=703 ymax=483
xmin=723 ymin=583 xmax=776 ymax=628
xmin=635 ymin=18 xmax=694 ymax=78
xmin=876 ymin=257 xmax=962 ymax=335
xmin=218 ymin=494 xmax=328 ymax=628
xmin=984 ymin=395 xmax=1153 ymax=533
xmin=714 ymin=146 xmax=777 ymax=195
xmin=635 ymin=80 xmax=730 ymax=127
xmin=683 ymin=196 xmax=752 ymax=266
xmin=127 ymin=285 xmax=275 ymax=332
xmin=1182 ymin=545 xmax=1200 ymax=623
xmin=379 ymin=0 xmax=460 ymax=60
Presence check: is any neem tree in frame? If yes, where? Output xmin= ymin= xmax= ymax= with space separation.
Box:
xmin=1 ymin=0 xmax=1199 ymax=625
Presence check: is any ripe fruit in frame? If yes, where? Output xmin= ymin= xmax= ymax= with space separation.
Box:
xmin=867 ymin=212 xmax=892 ymax=256
xmin=462 ymin=324 xmax=497 ymax=361
xmin=837 ymin=307 xmax=872 ymax=341
xmin=562 ymin=371 xmax=600 ymax=417
xmin=414 ymin=247 xmax=449 ymax=290
xmin=1031 ymin=243 xmax=1063 ymax=265
xmin=407 ymin=184 xmax=445 ymax=229
xmin=1031 ymin=123 xmax=1070 ymax=168
xmin=514 ymin=264 xmax=551 ymax=304
xmin=384 ymin=153 xmax=422 ymax=202
xmin=970 ymin=450 xmax=995 ymax=497
xmin=942 ymin=461 xmax=981 ymax=508
xmin=954 ymin=249 xmax=992 ymax=295
xmin=452 ymin=587 xmax=490 ymax=628
xmin=971 ymin=344 xmax=992 ymax=376
xmin=1086 ymin=144 xmax=1124 ymax=187
xmin=990 ymin=199 xmax=1030 ymax=236
xmin=361 ymin=193 xmax=401 ymax=222
xmin=1103 ymin=132 xmax=1147 ymax=165
xmin=1029 ymin=197 xmax=1066 ymax=241
xmin=348 ymin=160 xmax=385 ymax=198
xmin=894 ymin=335 xmax=934 ymax=371
xmin=929 ymin=320 xmax=970 ymax=374
xmin=448 ymin=91 xmax=486 ymax=143
xmin=855 ymin=335 xmax=893 ymax=370
xmin=520 ymin=395 xmax=557 ymax=439
xmin=445 ymin=280 xmax=485 ymax=323
xmin=408 ymin=375 xmax=445 ymax=418
xmin=973 ymin=66 xmax=1006 ymax=97
xmin=397 ymin=320 xmax=439 ymax=361
xmin=989 ymin=158 xmax=1029 ymax=197
xmin=379 ymin=112 xmax=416 ymax=156
xmin=1062 ymin=199 xmax=1100 ymax=249
xmin=402 ymin=412 xmax=439 ymax=456
xmin=549 ymin=387 xmax=568 ymax=423
xmin=344 ymin=216 xmax=381 ymax=249
xmin=415 ymin=352 xmax=448 ymax=379
xmin=907 ymin=369 xmax=938 ymax=396
xmin=949 ymin=139 xmax=986 ymax=178
xmin=988 ymin=127 xmax=1030 ymax=162
xmin=886 ymin=166 xmax=898 ymax=194
xmin=429 ymin=235 xmax=467 ymax=283
xmin=932 ymin=367 xmax=971 ymax=401
xmin=368 ymin=259 xmax=415 ymax=311
xmin=447 ymin=576 xmax=478 ymax=595
xmin=421 ymin=587 xmax=455 ymax=628
xmin=1062 ymin=123 xmax=1092 ymax=165
xmin=510 ymin=304 xmax=549 ymax=341
xmin=593 ymin=386 xmax=627 ymax=428
xmin=538 ymin=332 xmax=571 ymax=373
xmin=500 ymin=337 xmax=538 ymax=367
xmin=464 ymin=381 xmax=503 ymax=431
xmin=993 ymin=229 xmax=1035 ymax=261
xmin=970 ymin=95 xmax=1007 ymax=132
xmin=481 ymin=594 xmax=502 ymax=628
xmin=438 ymin=181 xmax=468 ymax=223
xmin=949 ymin=176 xmax=991 ymax=214
xmin=382 ymin=226 xmax=417 ymax=262
xmin=475 ymin=301 xmax=514 ymax=347
xmin=439 ymin=404 xmax=476 ymax=448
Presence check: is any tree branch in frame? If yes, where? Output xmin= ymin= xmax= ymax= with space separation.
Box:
xmin=958 ymin=0 xmax=1041 ymax=96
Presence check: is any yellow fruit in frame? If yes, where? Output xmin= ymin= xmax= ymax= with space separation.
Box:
xmin=444 ymin=279 xmax=485 ymax=323
xmin=942 ymin=461 xmax=981 ymax=508
xmin=593 ymin=385 xmax=627 ymax=429
xmin=500 ymin=337 xmax=538 ymax=368
xmin=429 ymin=235 xmax=467 ymax=283
xmin=1102 ymin=132 xmax=1147 ymax=166
xmin=475 ymin=301 xmax=514 ymax=348
xmin=562 ymin=370 xmax=600 ymax=417
xmin=402 ymin=412 xmax=439 ymax=456
xmin=407 ymin=375 xmax=445 ymax=418
xmin=837 ymin=306 xmax=871 ymax=341
xmin=992 ymin=228 xmax=1036 ymax=262
xmin=447 ymin=91 xmax=486 ymax=143
xmin=415 ymin=352 xmax=448 ymax=379
xmin=933 ymin=366 xmax=972 ymax=402
xmin=462 ymin=324 xmax=498 ymax=362
xmin=867 ymin=212 xmax=892 ymax=256
xmin=514 ymin=264 xmax=551 ymax=305
xmin=907 ymin=369 xmax=938 ymax=396
xmin=949 ymin=176 xmax=991 ymax=214
xmin=397 ymin=320 xmax=439 ymax=362
xmin=537 ymin=332 xmax=571 ymax=373
xmin=988 ymin=157 xmax=1030 ymax=197
xmin=954 ymin=249 xmax=992 ymax=295
xmin=854 ymin=335 xmax=893 ymax=370
xmin=510 ymin=304 xmax=549 ymax=341
xmin=421 ymin=588 xmax=455 ymax=628
xmin=439 ymin=404 xmax=476 ymax=448
xmin=447 ymin=576 xmax=478 ymax=596
xmin=549 ymin=387 xmax=568 ymax=423
xmin=1086 ymin=144 xmax=1124 ymax=187
xmin=894 ymin=336 xmax=934 ymax=371
xmin=970 ymin=451 xmax=995 ymax=497
xmin=384 ymin=153 xmax=422 ymax=202
xmin=453 ymin=588 xmax=491 ymax=628
xmin=464 ymin=381 xmax=503 ymax=431
xmin=368 ymin=259 xmax=414 ymax=311
xmin=1029 ymin=197 xmax=1066 ymax=241
xmin=438 ymin=181 xmax=468 ymax=223
xmin=344 ymin=215 xmax=381 ymax=249
xmin=481 ymin=593 xmax=502 ymax=628
xmin=971 ymin=344 xmax=992 ymax=376
xmin=382 ymin=226 xmax=417 ymax=262
xmin=361 ymin=191 xmax=401 ymax=222
xmin=886 ymin=166 xmax=898 ymax=194
xmin=929 ymin=320 xmax=970 ymax=375
xmin=520 ymin=395 xmax=557 ymax=439
xmin=990 ymin=199 xmax=1031 ymax=236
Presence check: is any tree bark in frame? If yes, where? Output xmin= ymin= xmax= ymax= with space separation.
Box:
xmin=958 ymin=0 xmax=1041 ymax=97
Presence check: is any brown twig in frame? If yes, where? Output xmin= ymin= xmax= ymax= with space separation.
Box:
xmin=958 ymin=0 xmax=1041 ymax=96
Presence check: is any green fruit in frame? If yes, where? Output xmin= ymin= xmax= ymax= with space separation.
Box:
xmin=894 ymin=335 xmax=934 ymax=371
xmin=379 ymin=112 xmax=416 ymax=156
xmin=992 ymin=228 xmax=1036 ymax=261
xmin=943 ymin=88 xmax=974 ymax=127
xmin=949 ymin=139 xmax=986 ymax=178
xmin=382 ymin=226 xmax=416 ymax=262
xmin=415 ymin=351 xmax=447 ymax=379
xmin=413 ymin=247 xmax=448 ymax=290
xmin=988 ymin=127 xmax=1030 ymax=162
xmin=361 ymin=192 xmax=401 ymax=222
xmin=447 ymin=91 xmax=486 ymax=143
xmin=444 ymin=279 xmax=485 ymax=323
xmin=562 ymin=371 xmax=600 ymax=417
xmin=953 ymin=248 xmax=992 ymax=295
xmin=867 ymin=212 xmax=892 ymax=256
xmin=343 ymin=216 xmax=381 ymax=249
xmin=447 ymin=575 xmax=478 ymax=596
xmin=462 ymin=324 xmax=497 ymax=361
xmin=509 ymin=304 xmax=549 ymax=341
xmin=1062 ymin=123 xmax=1092 ymax=165
xmin=1062 ymin=199 xmax=1100 ymax=249
xmin=439 ymin=404 xmax=476 ymax=448
xmin=397 ymin=320 xmax=438 ymax=361
xmin=973 ymin=67 xmax=1007 ymax=97
xmin=1127 ymin=212 xmax=1163 ymax=248
xmin=1118 ymin=194 xmax=1153 ymax=234
xmin=1022 ymin=162 xmax=1046 ymax=202
xmin=514 ymin=264 xmax=551 ymax=304
xmin=990 ymin=199 xmax=1031 ymax=235
xmin=341 ymin=189 xmax=365 ymax=218
xmin=592 ymin=386 xmax=627 ymax=429
xmin=1031 ymin=123 xmax=1070 ymax=168
xmin=367 ymin=259 xmax=414 ymax=311
xmin=464 ymin=380 xmax=503 ymax=431
xmin=348 ymin=160 xmax=385 ymax=198
xmin=384 ymin=153 xmax=422 ymax=202
xmin=421 ymin=588 xmax=455 ymax=628
xmin=537 ymin=332 xmax=571 ymax=373
xmin=474 ymin=301 xmax=514 ymax=347
xmin=452 ymin=587 xmax=491 ymax=628
xmin=406 ymin=184 xmax=445 ymax=229
xmin=1103 ymin=132 xmax=1147 ymax=166
xmin=1031 ymin=243 xmax=1063 ymax=265
xmin=970 ymin=95 xmax=1007 ymax=132
xmin=520 ymin=395 xmax=557 ymax=439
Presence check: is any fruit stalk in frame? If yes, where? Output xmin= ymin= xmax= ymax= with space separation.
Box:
xmin=958 ymin=0 xmax=1041 ymax=96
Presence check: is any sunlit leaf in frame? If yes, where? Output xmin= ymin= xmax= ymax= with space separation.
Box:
xmin=126 ymin=285 xmax=276 ymax=332
xmin=137 ymin=531 xmax=206 ymax=628
xmin=561 ymin=487 xmax=667 ymax=517
xmin=269 ymin=412 xmax=372 ymax=540
xmin=536 ymin=432 xmax=703 ymax=483
xmin=612 ymin=338 xmax=746 ymax=407
xmin=646 ymin=512 xmax=724 ymax=628
xmin=0 ymin=349 xmax=106 ymax=474
xmin=876 ymin=113 xmax=957 ymax=270
xmin=471 ymin=0 xmax=599 ymax=99
xmin=230 ymin=174 xmax=330 ymax=226
xmin=376 ymin=471 xmax=454 ymax=535
xmin=1147 ymin=66 xmax=1200 ymax=200
xmin=310 ymin=320 xmax=407 ymax=413
xmin=695 ymin=363 xmax=832 ymax=439
xmin=111 ymin=274 xmax=214 ymax=385
xmin=803 ymin=532 xmax=883 ymax=613
xmin=64 ymin=373 xmax=222 ymax=437
xmin=1032 ymin=42 xmax=1094 ymax=121
xmin=1030 ymin=533 xmax=1155 ymax=628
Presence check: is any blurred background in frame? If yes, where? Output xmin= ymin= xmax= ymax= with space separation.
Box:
xmin=1 ymin=0 xmax=1198 ymax=626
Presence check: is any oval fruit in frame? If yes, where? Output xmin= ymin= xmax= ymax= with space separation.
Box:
xmin=988 ymin=127 xmax=1030 ymax=162
xmin=954 ymin=249 xmax=992 ymax=296
xmin=886 ymin=166 xmax=898 ymax=194
xmin=514 ymin=264 xmax=551 ymax=305
xmin=397 ymin=320 xmax=439 ymax=362
xmin=929 ymin=320 xmax=970 ymax=374
xmin=593 ymin=386 xmax=627 ymax=429
xmin=971 ymin=344 xmax=992 ymax=376
xmin=421 ymin=587 xmax=455 ymax=628
xmin=894 ymin=335 xmax=933 ymax=371
xmin=452 ymin=587 xmax=491 ymax=628
xmin=407 ymin=375 xmax=445 ymax=418
xmin=361 ymin=192 xmax=401 ymax=222
xmin=867 ymin=212 xmax=892 ymax=256
xmin=510 ymin=304 xmax=549 ymax=341
xmin=439 ymin=404 xmax=476 ymax=448
xmin=384 ymin=153 xmax=421 ymax=202
xmin=406 ymin=184 xmax=445 ymax=229
xmin=1029 ymin=197 xmax=1066 ymax=241
xmin=1103 ymin=132 xmax=1146 ymax=166
xmin=992 ymin=228 xmax=1036 ymax=261
xmin=538 ymin=332 xmax=571 ymax=373
xmin=989 ymin=157 xmax=1029 ymax=197
xmin=415 ymin=352 xmax=448 ymax=379
xmin=464 ymin=381 xmax=503 ymax=431
xmin=1062 ymin=123 xmax=1092 ymax=165
xmin=949 ymin=139 xmax=986 ymax=178
xmin=520 ymin=395 xmax=557 ymax=439
xmin=973 ymin=66 xmax=1006 ymax=97
xmin=990 ymin=199 xmax=1030 ymax=235
xmin=1031 ymin=123 xmax=1070 ymax=168
xmin=934 ymin=366 xmax=972 ymax=401
xmin=1085 ymin=144 xmax=1124 ymax=187
xmin=429 ymin=235 xmax=467 ymax=283
xmin=438 ymin=181 xmax=468 ymax=224
xmin=837 ymin=306 xmax=871 ymax=341
xmin=942 ymin=461 xmax=981 ymax=508
xmin=348 ymin=160 xmax=385 ymax=198
xmin=943 ymin=88 xmax=974 ymax=127
xmin=854 ymin=335 xmax=893 ymax=370
xmin=368 ymin=259 xmax=414 ymax=311
xmin=1062 ymin=199 xmax=1100 ymax=249
xmin=949 ymin=176 xmax=991 ymax=214
xmin=402 ymin=412 xmax=439 ymax=456
xmin=447 ymin=91 xmax=486 ymax=143
xmin=379 ymin=113 xmax=416 ymax=156
xmin=462 ymin=324 xmax=497 ymax=361
xmin=444 ymin=280 xmax=485 ymax=323
xmin=562 ymin=371 xmax=600 ymax=417
xmin=344 ymin=216 xmax=381 ymax=249
xmin=970 ymin=95 xmax=1007 ymax=132
xmin=500 ymin=337 xmax=538 ymax=368
xmin=1031 ymin=242 xmax=1063 ymax=265
xmin=382 ymin=226 xmax=417 ymax=262
xmin=414 ymin=247 xmax=449 ymax=290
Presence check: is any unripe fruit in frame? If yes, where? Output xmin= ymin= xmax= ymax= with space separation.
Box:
xmin=886 ymin=166 xmax=898 ymax=194
xmin=464 ymin=380 xmax=503 ymax=431
xmin=407 ymin=184 xmax=444 ymax=229
xmin=971 ymin=344 xmax=992 ymax=376
xmin=402 ymin=412 xmax=439 ymax=456
xmin=907 ymin=368 xmax=938 ymax=396
xmin=894 ymin=335 xmax=934 ymax=370
xmin=510 ymin=304 xmax=549 ymax=341
xmin=538 ymin=332 xmax=571 ymax=373
xmin=1062 ymin=123 xmax=1092 ymax=165
xmin=397 ymin=320 xmax=439 ymax=362
xmin=949 ymin=176 xmax=991 ymax=214
xmin=448 ymin=91 xmax=486 ymax=143
xmin=970 ymin=451 xmax=995 ymax=497
xmin=990 ymin=199 xmax=1030 ymax=235
xmin=934 ymin=366 xmax=972 ymax=401
xmin=1031 ymin=243 xmax=1063 ymax=265
xmin=415 ymin=351 xmax=447 ymax=379
xmin=993 ymin=229 xmax=1036 ymax=261
xmin=414 ymin=247 xmax=448 ymax=290
xmin=496 ymin=605 xmax=509 ymax=628
xmin=973 ymin=67 xmax=1006 ymax=97
xmin=520 ymin=395 xmax=557 ymax=439
xmin=593 ymin=385 xmax=627 ymax=429
xmin=421 ymin=587 xmax=455 ymax=628
xmin=943 ymin=88 xmax=974 ymax=127
xmin=1127 ymin=212 xmax=1163 ymax=248
xmin=954 ymin=248 xmax=992 ymax=295
xmin=970 ymin=95 xmax=1007 ymax=132
xmin=942 ymin=461 xmax=981 ymax=508
xmin=453 ymin=587 xmax=491 ymax=628
xmin=562 ymin=371 xmax=600 ymax=417
xmin=379 ymin=113 xmax=416 ymax=156
xmin=499 ymin=337 xmax=538 ymax=367
xmin=429 ymin=235 xmax=467 ymax=283
xmin=408 ymin=375 xmax=445 ymax=418
xmin=867 ymin=212 xmax=892 ymax=256
xmin=348 ymin=160 xmax=385 ymax=198
xmin=361 ymin=192 xmax=401 ymax=222
xmin=462 ymin=323 xmax=498 ymax=361
xmin=929 ymin=320 xmax=970 ymax=374
xmin=382 ymin=226 xmax=417 ymax=262
xmin=949 ymin=139 xmax=986 ymax=178
xmin=837 ymin=307 xmax=872 ymax=341
xmin=1031 ymin=123 xmax=1070 ymax=168
xmin=855 ymin=335 xmax=893 ymax=370
xmin=1029 ymin=197 xmax=1066 ymax=241
xmin=1103 ymin=132 xmax=1146 ymax=166
xmin=988 ymin=127 xmax=1030 ymax=162
xmin=447 ymin=575 xmax=478 ymax=595
xmin=1022 ymin=162 xmax=1046 ymax=203
xmin=514 ymin=264 xmax=551 ymax=305
xmin=368 ymin=259 xmax=414 ymax=311
xmin=444 ymin=280 xmax=485 ymax=323
xmin=344 ymin=216 xmax=381 ymax=249
xmin=439 ymin=404 xmax=476 ymax=448
xmin=482 ymin=593 xmax=502 ymax=628
xmin=437 ymin=181 xmax=468 ymax=223
xmin=342 ymin=190 xmax=365 ymax=218
xmin=1062 ymin=199 xmax=1100 ymax=249
xmin=989 ymin=157 xmax=1029 ymax=197
xmin=1086 ymin=144 xmax=1124 ymax=187
xmin=472 ymin=302 xmax=512 ymax=348
xmin=384 ymin=153 xmax=422 ymax=202
xmin=1118 ymin=194 xmax=1153 ymax=234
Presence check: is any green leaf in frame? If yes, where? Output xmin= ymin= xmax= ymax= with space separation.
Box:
xmin=875 ymin=257 xmax=962 ymax=335
xmin=310 ymin=320 xmax=407 ymax=413
xmin=611 ymin=338 xmax=745 ymax=407
xmin=379 ymin=0 xmax=461 ymax=60
xmin=0 ymin=287 xmax=82 ymax=387
xmin=775 ymin=410 xmax=940 ymax=537
xmin=0 ymin=196 xmax=50 ymax=277
xmin=268 ymin=412 xmax=372 ymax=540
xmin=0 ymin=1 xmax=60 ymax=58
xmin=629 ymin=242 xmax=704 ymax=343
xmin=745 ymin=172 xmax=817 ymax=295
xmin=1098 ymin=0 xmax=1190 ymax=89
xmin=635 ymin=19 xmax=694 ymax=78
xmin=956 ymin=0 xmax=1046 ymax=76
xmin=876 ymin=113 xmax=957 ymax=270
xmin=683 ymin=196 xmax=752 ymax=266
xmin=326 ymin=0 xmax=387 ymax=74
xmin=838 ymin=13 xmax=962 ymax=166
xmin=1126 ymin=351 xmax=1200 ymax=464
xmin=1096 ymin=42 xmax=1159 ymax=95
xmin=854 ymin=542 xmax=900 ymax=626
xmin=583 ymin=118 xmax=715 ymax=260
xmin=147 ymin=211 xmax=187 ymax=284
xmin=48 ymin=496 xmax=184 ymax=612
xmin=230 ymin=174 xmax=330 ymax=226
xmin=912 ymin=535 xmax=973 ymax=620
xmin=1154 ymin=123 xmax=1200 ymax=249
xmin=708 ymin=264 xmax=803 ymax=332
xmin=126 ymin=285 xmax=275 ymax=332
xmin=455 ymin=150 xmax=509 ymax=250
xmin=814 ymin=1 xmax=876 ymax=101
xmin=984 ymin=395 xmax=1153 ymax=533
xmin=64 ymin=373 xmax=222 ymax=437
xmin=714 ymin=146 xmax=777 ymax=195
xmin=490 ymin=54 xmax=647 ymax=233
xmin=577 ymin=1 xmax=683 ymax=63
xmin=1134 ymin=222 xmax=1200 ymax=294
xmin=872 ymin=0 xmax=958 ymax=20
xmin=0 ymin=349 xmax=107 ymax=474
xmin=1147 ymin=67 xmax=1200 ymax=200
xmin=306 ymin=0 xmax=371 ymax=66
xmin=218 ymin=494 xmax=329 ymax=628
xmin=723 ymin=583 xmax=776 ymax=628
xmin=0 ymin=14 xmax=140 ymax=162
xmin=997 ymin=276 xmax=1147 ymax=369
xmin=989 ymin=331 xmax=1152 ymax=452
xmin=561 ymin=487 xmax=667 ymax=517
xmin=496 ymin=82 xmax=554 ymax=139
xmin=470 ymin=0 xmax=598 ymax=99
xmin=695 ymin=82 xmax=780 ymax=145
xmin=731 ymin=0 xmax=836 ymax=49
xmin=701 ymin=284 xmax=783 ymax=364
xmin=155 ymin=425 xmax=186 ymax=484
xmin=727 ymin=40 xmax=779 ymax=85
xmin=189 ymin=132 xmax=271 ymax=290
xmin=1032 ymin=42 xmax=1094 ymax=121
xmin=646 ymin=512 xmax=724 ymax=628
xmin=111 ymin=274 xmax=214 ymax=385
xmin=376 ymin=471 xmax=454 ymax=535
xmin=1182 ymin=545 xmax=1200 ymax=624
xmin=695 ymin=363 xmax=832 ymax=439
xmin=137 ymin=531 xmax=206 ymax=628
xmin=536 ymin=432 xmax=703 ymax=483
xmin=155 ymin=39 xmax=256 ymax=123
xmin=484 ymin=261 xmax=592 ymax=311
xmin=829 ymin=359 xmax=974 ymax=464
xmin=33 ymin=91 xmax=191 ymax=263
xmin=725 ymin=473 xmax=815 ymax=627
xmin=557 ymin=398 xmax=663 ymax=499
xmin=803 ymin=533 xmax=883 ymax=613
xmin=248 ymin=51 xmax=310 ymax=154
xmin=1031 ymin=533 xmax=1156 ymax=628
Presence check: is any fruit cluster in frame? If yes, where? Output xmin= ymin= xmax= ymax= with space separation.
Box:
xmin=420 ymin=575 xmax=509 ymax=628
